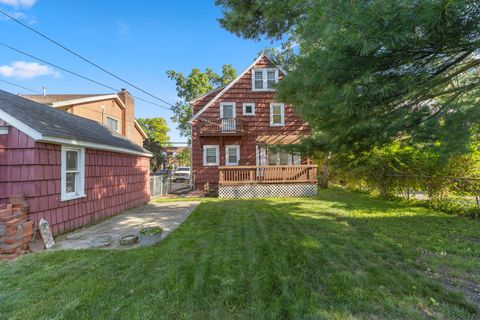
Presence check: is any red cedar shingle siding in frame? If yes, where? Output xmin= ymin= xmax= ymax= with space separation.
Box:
xmin=191 ymin=56 xmax=311 ymax=190
xmin=0 ymin=121 xmax=150 ymax=235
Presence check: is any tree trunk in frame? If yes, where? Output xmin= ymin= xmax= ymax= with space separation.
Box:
xmin=319 ymin=152 xmax=331 ymax=189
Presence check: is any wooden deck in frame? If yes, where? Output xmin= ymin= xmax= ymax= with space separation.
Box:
xmin=219 ymin=165 xmax=318 ymax=185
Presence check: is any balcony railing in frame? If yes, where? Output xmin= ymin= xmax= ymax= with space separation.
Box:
xmin=219 ymin=165 xmax=318 ymax=185
xmin=198 ymin=118 xmax=245 ymax=136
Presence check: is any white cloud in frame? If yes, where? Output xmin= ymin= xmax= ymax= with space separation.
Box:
xmin=116 ymin=22 xmax=132 ymax=41
xmin=0 ymin=0 xmax=37 ymax=8
xmin=116 ymin=22 xmax=131 ymax=36
xmin=0 ymin=61 xmax=60 ymax=79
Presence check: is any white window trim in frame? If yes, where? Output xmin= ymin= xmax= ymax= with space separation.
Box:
xmin=106 ymin=116 xmax=119 ymax=132
xmin=252 ymin=68 xmax=278 ymax=92
xmin=270 ymin=103 xmax=285 ymax=126
xmin=203 ymin=145 xmax=219 ymax=166
xmin=242 ymin=103 xmax=255 ymax=116
xmin=61 ymin=145 xmax=86 ymax=201
xmin=220 ymin=102 xmax=236 ymax=119
xmin=0 ymin=126 xmax=9 ymax=135
xmin=225 ymin=145 xmax=240 ymax=166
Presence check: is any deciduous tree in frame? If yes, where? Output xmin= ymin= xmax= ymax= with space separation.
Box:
xmin=137 ymin=117 xmax=170 ymax=170
xmin=167 ymin=65 xmax=237 ymax=139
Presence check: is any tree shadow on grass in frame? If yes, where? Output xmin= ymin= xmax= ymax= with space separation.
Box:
xmin=1 ymin=191 xmax=479 ymax=319
xmin=170 ymin=195 xmax=479 ymax=319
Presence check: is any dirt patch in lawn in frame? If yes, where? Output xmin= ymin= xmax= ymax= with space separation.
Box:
xmin=421 ymin=250 xmax=480 ymax=310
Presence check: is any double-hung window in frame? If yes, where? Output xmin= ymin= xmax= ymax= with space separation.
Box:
xmin=106 ymin=116 xmax=118 ymax=132
xmin=61 ymin=145 xmax=85 ymax=201
xmin=203 ymin=145 xmax=219 ymax=166
xmin=252 ymin=68 xmax=278 ymax=91
xmin=270 ymin=103 xmax=285 ymax=126
xmin=225 ymin=145 xmax=240 ymax=166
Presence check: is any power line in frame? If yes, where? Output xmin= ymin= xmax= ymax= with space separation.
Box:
xmin=0 ymin=78 xmax=42 ymax=94
xmin=0 ymin=42 xmax=173 ymax=111
xmin=0 ymin=9 xmax=176 ymax=108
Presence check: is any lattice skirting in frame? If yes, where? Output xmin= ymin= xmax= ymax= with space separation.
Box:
xmin=219 ymin=183 xmax=318 ymax=199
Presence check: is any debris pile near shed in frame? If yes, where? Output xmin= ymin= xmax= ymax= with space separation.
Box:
xmin=0 ymin=195 xmax=33 ymax=260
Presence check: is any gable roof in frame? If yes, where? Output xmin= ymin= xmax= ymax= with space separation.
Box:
xmin=22 ymin=93 xmax=148 ymax=139
xmin=0 ymin=90 xmax=151 ymax=157
xmin=188 ymin=85 xmax=227 ymax=104
xmin=188 ymin=53 xmax=287 ymax=123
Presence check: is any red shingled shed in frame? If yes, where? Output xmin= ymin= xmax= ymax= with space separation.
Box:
xmin=0 ymin=90 xmax=151 ymax=235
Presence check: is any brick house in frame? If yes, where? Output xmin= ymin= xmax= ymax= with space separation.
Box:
xmin=190 ymin=54 xmax=317 ymax=198
xmin=0 ymin=90 xmax=151 ymax=235
xmin=22 ymin=89 xmax=147 ymax=146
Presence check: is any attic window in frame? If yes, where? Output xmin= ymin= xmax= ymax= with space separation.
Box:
xmin=0 ymin=126 xmax=8 ymax=135
xmin=252 ymin=68 xmax=278 ymax=91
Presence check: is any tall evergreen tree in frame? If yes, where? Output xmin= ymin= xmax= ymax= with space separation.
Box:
xmin=216 ymin=0 xmax=480 ymax=156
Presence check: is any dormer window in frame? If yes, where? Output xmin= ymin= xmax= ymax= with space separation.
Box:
xmin=252 ymin=68 xmax=278 ymax=91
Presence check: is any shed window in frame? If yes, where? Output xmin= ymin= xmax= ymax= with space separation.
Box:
xmin=61 ymin=146 xmax=85 ymax=201
xmin=252 ymin=68 xmax=278 ymax=91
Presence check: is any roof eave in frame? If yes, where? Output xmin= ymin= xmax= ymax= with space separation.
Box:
xmin=51 ymin=94 xmax=126 ymax=109
xmin=0 ymin=108 xmax=152 ymax=157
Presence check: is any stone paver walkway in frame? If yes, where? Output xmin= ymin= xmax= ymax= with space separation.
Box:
xmin=54 ymin=201 xmax=200 ymax=250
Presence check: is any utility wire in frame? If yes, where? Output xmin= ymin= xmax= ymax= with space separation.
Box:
xmin=0 ymin=42 xmax=173 ymax=111
xmin=0 ymin=9 xmax=176 ymax=108
xmin=0 ymin=78 xmax=42 ymax=94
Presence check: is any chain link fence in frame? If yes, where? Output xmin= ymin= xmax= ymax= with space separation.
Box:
xmin=384 ymin=173 xmax=480 ymax=215
xmin=150 ymin=174 xmax=171 ymax=198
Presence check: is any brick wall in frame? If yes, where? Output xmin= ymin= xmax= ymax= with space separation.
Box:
xmin=59 ymin=99 xmax=125 ymax=136
xmin=191 ymin=56 xmax=311 ymax=190
xmin=0 ymin=120 xmax=150 ymax=235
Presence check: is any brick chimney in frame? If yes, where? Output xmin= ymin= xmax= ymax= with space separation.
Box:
xmin=117 ymin=88 xmax=136 ymax=138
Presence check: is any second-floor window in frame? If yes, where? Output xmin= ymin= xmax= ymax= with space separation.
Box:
xmin=270 ymin=103 xmax=285 ymax=126
xmin=220 ymin=102 xmax=236 ymax=119
xmin=252 ymin=68 xmax=278 ymax=91
xmin=106 ymin=116 xmax=118 ymax=132
xmin=243 ymin=103 xmax=255 ymax=116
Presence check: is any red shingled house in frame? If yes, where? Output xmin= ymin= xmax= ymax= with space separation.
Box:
xmin=189 ymin=53 xmax=318 ymax=198
xmin=0 ymin=90 xmax=151 ymax=235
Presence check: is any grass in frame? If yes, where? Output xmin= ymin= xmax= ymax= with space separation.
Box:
xmin=1 ymin=189 xmax=479 ymax=319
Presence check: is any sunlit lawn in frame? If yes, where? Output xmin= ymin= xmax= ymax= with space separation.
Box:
xmin=0 ymin=189 xmax=478 ymax=319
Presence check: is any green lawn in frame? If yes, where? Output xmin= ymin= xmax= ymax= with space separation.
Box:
xmin=1 ymin=189 xmax=479 ymax=319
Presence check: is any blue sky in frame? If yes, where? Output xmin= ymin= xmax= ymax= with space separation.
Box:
xmin=0 ymin=0 xmax=279 ymax=142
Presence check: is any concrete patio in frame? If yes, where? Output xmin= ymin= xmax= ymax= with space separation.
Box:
xmin=53 ymin=201 xmax=200 ymax=250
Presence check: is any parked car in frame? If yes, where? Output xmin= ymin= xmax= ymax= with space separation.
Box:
xmin=152 ymin=169 xmax=170 ymax=175
xmin=173 ymin=167 xmax=191 ymax=182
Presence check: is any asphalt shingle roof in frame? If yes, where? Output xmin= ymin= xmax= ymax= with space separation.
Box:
xmin=20 ymin=94 xmax=109 ymax=105
xmin=0 ymin=90 xmax=151 ymax=155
